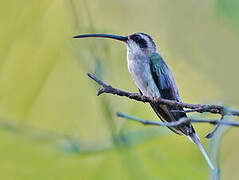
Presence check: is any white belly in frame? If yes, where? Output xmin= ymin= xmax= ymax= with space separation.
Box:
xmin=127 ymin=57 xmax=161 ymax=98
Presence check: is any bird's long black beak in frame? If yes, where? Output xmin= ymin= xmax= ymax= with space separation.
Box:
xmin=73 ymin=34 xmax=128 ymax=42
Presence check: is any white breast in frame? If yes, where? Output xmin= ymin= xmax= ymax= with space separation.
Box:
xmin=127 ymin=53 xmax=161 ymax=98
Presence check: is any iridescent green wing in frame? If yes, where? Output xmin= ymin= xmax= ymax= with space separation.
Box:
xmin=149 ymin=53 xmax=179 ymax=100
xmin=149 ymin=53 xmax=189 ymax=135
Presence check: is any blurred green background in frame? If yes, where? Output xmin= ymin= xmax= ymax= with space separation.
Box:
xmin=0 ymin=0 xmax=239 ymax=179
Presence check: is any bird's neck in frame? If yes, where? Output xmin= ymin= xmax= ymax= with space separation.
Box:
xmin=127 ymin=50 xmax=156 ymax=62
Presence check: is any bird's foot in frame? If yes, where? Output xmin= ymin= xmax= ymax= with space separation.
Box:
xmin=152 ymin=97 xmax=159 ymax=103
xmin=141 ymin=95 xmax=148 ymax=102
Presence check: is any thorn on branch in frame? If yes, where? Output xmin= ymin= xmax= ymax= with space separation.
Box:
xmin=97 ymin=88 xmax=104 ymax=96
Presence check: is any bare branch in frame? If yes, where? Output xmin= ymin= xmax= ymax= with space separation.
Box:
xmin=116 ymin=112 xmax=239 ymax=127
xmin=88 ymin=73 xmax=239 ymax=117
xmin=117 ymin=112 xmax=190 ymax=126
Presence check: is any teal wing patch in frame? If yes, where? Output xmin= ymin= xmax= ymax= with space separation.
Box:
xmin=150 ymin=53 xmax=171 ymax=90
xmin=150 ymin=53 xmax=178 ymax=100
xmin=149 ymin=53 xmax=192 ymax=136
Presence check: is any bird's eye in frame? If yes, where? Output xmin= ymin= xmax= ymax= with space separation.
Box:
xmin=134 ymin=36 xmax=140 ymax=41
xmin=131 ymin=35 xmax=140 ymax=41
xmin=130 ymin=34 xmax=148 ymax=48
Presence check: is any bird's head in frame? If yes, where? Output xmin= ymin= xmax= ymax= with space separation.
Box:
xmin=126 ymin=33 xmax=156 ymax=57
xmin=73 ymin=32 xmax=156 ymax=56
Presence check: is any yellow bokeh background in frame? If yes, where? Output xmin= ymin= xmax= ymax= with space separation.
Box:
xmin=0 ymin=0 xmax=239 ymax=179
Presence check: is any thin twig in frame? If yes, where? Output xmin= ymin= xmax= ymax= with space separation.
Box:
xmin=171 ymin=108 xmax=205 ymax=113
xmin=117 ymin=112 xmax=190 ymax=126
xmin=116 ymin=112 xmax=239 ymax=127
xmin=206 ymin=115 xmax=225 ymax=139
xmin=88 ymin=73 xmax=239 ymax=117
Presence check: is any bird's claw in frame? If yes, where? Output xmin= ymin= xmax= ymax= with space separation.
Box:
xmin=152 ymin=97 xmax=158 ymax=103
xmin=141 ymin=95 xmax=148 ymax=102
xmin=141 ymin=96 xmax=158 ymax=103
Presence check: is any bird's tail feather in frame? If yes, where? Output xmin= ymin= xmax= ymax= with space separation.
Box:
xmin=188 ymin=133 xmax=215 ymax=170
xmin=149 ymin=97 xmax=215 ymax=170
xmin=150 ymin=103 xmax=183 ymax=135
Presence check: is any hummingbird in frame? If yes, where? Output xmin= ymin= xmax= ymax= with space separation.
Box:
xmin=73 ymin=33 xmax=215 ymax=170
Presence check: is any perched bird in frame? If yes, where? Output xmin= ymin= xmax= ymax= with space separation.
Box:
xmin=73 ymin=33 xmax=215 ymax=170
